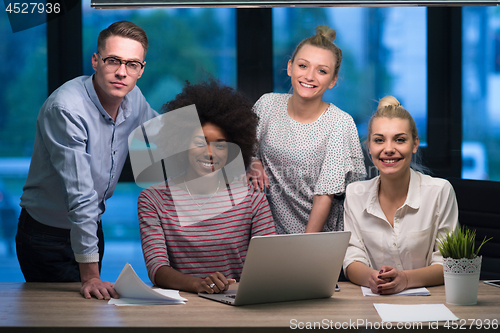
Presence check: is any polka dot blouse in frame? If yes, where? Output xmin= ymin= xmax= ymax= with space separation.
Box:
xmin=253 ymin=93 xmax=366 ymax=234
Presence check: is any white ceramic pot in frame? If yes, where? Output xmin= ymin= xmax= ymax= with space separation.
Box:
xmin=443 ymin=256 xmax=482 ymax=305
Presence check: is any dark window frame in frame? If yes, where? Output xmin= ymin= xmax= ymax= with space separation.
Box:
xmin=48 ymin=6 xmax=463 ymax=180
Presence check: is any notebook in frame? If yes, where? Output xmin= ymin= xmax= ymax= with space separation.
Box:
xmin=198 ymin=231 xmax=350 ymax=306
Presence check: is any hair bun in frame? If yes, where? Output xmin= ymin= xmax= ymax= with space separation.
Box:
xmin=378 ymin=95 xmax=402 ymax=109
xmin=315 ymin=25 xmax=336 ymax=42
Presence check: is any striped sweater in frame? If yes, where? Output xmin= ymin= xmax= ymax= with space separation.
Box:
xmin=138 ymin=180 xmax=275 ymax=284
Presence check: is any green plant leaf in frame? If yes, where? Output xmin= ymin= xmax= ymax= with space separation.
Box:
xmin=437 ymin=226 xmax=492 ymax=259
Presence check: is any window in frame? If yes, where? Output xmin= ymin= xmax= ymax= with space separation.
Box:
xmin=2 ymin=4 xmax=496 ymax=283
xmin=83 ymin=1 xmax=236 ymax=111
xmin=82 ymin=1 xmax=237 ymax=282
xmin=0 ymin=13 xmax=47 ymax=281
xmin=462 ymin=6 xmax=500 ymax=181
xmin=272 ymin=7 xmax=428 ymax=143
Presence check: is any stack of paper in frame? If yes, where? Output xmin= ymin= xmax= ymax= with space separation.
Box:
xmin=108 ymin=263 xmax=188 ymax=306
xmin=362 ymin=286 xmax=431 ymax=296
xmin=374 ymin=304 xmax=458 ymax=322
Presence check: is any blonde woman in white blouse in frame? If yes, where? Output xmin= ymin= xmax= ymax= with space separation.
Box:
xmin=343 ymin=96 xmax=458 ymax=295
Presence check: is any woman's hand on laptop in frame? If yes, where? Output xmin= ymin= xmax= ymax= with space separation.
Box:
xmin=198 ymin=272 xmax=236 ymax=294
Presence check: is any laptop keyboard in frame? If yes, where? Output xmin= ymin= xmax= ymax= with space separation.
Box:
xmin=225 ymin=294 xmax=236 ymax=299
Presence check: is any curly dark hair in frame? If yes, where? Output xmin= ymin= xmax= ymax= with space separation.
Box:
xmin=161 ymin=78 xmax=258 ymax=169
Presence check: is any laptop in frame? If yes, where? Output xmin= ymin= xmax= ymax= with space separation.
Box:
xmin=198 ymin=231 xmax=350 ymax=306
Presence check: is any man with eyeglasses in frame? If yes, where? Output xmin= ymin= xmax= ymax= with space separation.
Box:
xmin=17 ymin=21 xmax=157 ymax=300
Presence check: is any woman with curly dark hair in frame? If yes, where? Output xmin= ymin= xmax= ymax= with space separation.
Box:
xmin=137 ymin=79 xmax=275 ymax=294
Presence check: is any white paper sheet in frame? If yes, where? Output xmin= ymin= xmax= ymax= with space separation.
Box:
xmin=373 ymin=303 xmax=459 ymax=322
xmin=362 ymin=286 xmax=431 ymax=296
xmin=108 ymin=263 xmax=187 ymax=306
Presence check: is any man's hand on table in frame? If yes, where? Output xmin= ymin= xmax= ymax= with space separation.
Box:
xmin=79 ymin=262 xmax=119 ymax=300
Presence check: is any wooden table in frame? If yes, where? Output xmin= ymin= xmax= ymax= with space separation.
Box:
xmin=1 ymin=282 xmax=499 ymax=332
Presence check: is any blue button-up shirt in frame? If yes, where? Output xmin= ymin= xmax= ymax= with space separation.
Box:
xmin=20 ymin=75 xmax=157 ymax=263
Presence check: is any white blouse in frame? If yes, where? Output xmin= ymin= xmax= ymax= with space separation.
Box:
xmin=343 ymin=169 xmax=459 ymax=277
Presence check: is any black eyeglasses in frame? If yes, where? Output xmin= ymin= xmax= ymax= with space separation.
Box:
xmin=97 ymin=53 xmax=144 ymax=75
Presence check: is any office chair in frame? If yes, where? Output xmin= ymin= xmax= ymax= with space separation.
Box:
xmin=447 ymin=177 xmax=500 ymax=280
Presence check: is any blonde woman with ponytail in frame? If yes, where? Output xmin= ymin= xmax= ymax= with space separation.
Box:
xmin=343 ymin=96 xmax=458 ymax=295
xmin=247 ymin=26 xmax=366 ymax=235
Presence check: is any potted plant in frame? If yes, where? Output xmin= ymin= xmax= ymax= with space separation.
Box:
xmin=437 ymin=226 xmax=491 ymax=305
